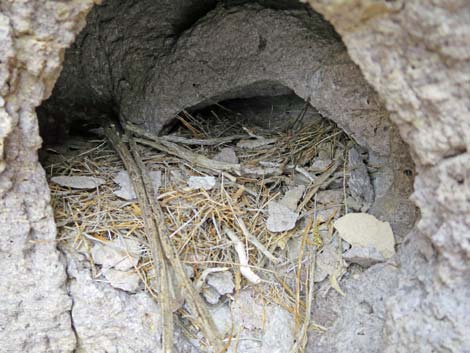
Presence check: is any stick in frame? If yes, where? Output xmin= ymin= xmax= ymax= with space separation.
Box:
xmin=104 ymin=124 xmax=174 ymax=352
xmin=224 ymin=228 xmax=261 ymax=284
xmin=126 ymin=130 xmax=225 ymax=352
xmin=126 ymin=121 xmax=248 ymax=146
xmin=134 ymin=137 xmax=241 ymax=175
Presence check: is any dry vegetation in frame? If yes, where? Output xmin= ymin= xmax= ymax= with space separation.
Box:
xmin=45 ymin=107 xmax=355 ymax=352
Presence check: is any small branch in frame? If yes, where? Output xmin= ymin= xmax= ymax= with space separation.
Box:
xmin=224 ymin=228 xmax=261 ymax=284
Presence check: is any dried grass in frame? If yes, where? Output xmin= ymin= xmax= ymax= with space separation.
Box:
xmin=46 ymin=109 xmax=355 ymax=352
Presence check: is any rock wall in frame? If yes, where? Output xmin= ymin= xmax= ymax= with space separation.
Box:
xmin=307 ymin=1 xmax=470 ymax=352
xmin=0 ymin=1 xmax=95 ymax=352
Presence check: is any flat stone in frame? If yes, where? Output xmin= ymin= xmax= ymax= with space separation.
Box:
xmin=213 ymin=147 xmax=239 ymax=164
xmin=187 ymin=175 xmax=216 ymax=190
xmin=334 ymin=213 xmax=395 ymax=259
xmin=266 ymin=201 xmax=299 ymax=232
xmin=103 ymin=268 xmax=141 ymax=292
xmin=113 ymin=170 xmax=161 ymax=200
xmin=91 ymin=237 xmax=141 ymax=271
xmin=279 ymin=185 xmax=305 ymax=211
xmin=206 ymin=271 xmax=234 ymax=296
xmin=51 ymin=175 xmax=105 ymax=189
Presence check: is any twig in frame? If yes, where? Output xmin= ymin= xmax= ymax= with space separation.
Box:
xmin=104 ymin=124 xmax=175 ymax=352
xmin=126 ymin=121 xmax=248 ymax=146
xmin=224 ymin=228 xmax=261 ymax=284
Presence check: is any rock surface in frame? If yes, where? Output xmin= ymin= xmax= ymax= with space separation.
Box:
xmin=0 ymin=1 xmax=95 ymax=352
xmin=307 ymin=1 xmax=470 ymax=352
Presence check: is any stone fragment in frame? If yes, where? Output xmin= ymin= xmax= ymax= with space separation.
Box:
xmin=334 ymin=213 xmax=395 ymax=259
xmin=342 ymin=246 xmax=385 ymax=267
xmin=187 ymin=175 xmax=216 ymax=190
xmin=279 ymin=185 xmax=305 ymax=211
xmin=206 ymin=271 xmax=235 ymax=296
xmin=231 ymin=289 xmax=264 ymax=330
xmin=103 ymin=268 xmax=141 ymax=292
xmin=213 ymin=147 xmax=239 ymax=164
xmin=348 ymin=147 xmax=374 ymax=211
xmin=91 ymin=237 xmax=141 ymax=271
xmin=310 ymin=158 xmax=332 ymax=171
xmin=315 ymin=241 xmax=343 ymax=283
xmin=113 ymin=170 xmax=161 ymax=200
xmin=51 ymin=175 xmax=105 ymax=189
xmin=316 ymin=189 xmax=344 ymax=205
xmin=266 ymin=201 xmax=299 ymax=232
xmin=202 ymin=286 xmax=221 ymax=305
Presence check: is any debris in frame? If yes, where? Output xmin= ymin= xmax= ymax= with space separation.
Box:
xmin=348 ymin=147 xmax=374 ymax=211
xmin=231 ymin=289 xmax=264 ymax=330
xmin=279 ymin=185 xmax=305 ymax=211
xmin=310 ymin=158 xmax=332 ymax=171
xmin=315 ymin=241 xmax=343 ymax=283
xmin=113 ymin=170 xmax=161 ymax=200
xmin=262 ymin=306 xmax=294 ymax=353
xmin=202 ymin=286 xmax=221 ymax=305
xmin=213 ymin=147 xmax=239 ymax=164
xmin=51 ymin=175 xmax=105 ymax=189
xmin=316 ymin=189 xmax=344 ymax=205
xmin=334 ymin=213 xmax=395 ymax=259
xmin=207 ymin=271 xmax=235 ymax=296
xmin=91 ymin=238 xmax=141 ymax=271
xmin=225 ymin=228 xmax=262 ymax=284
xmin=103 ymin=268 xmax=141 ymax=292
xmin=237 ymin=137 xmax=277 ymax=149
xmin=188 ymin=175 xmax=216 ymax=190
xmin=342 ymin=246 xmax=386 ymax=267
xmin=267 ymin=201 xmax=299 ymax=232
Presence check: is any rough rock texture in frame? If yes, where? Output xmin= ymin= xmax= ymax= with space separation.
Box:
xmin=307 ymin=1 xmax=470 ymax=352
xmin=1 ymin=1 xmax=468 ymax=353
xmin=0 ymin=2 xmax=95 ymax=352
xmin=44 ymin=0 xmax=417 ymax=238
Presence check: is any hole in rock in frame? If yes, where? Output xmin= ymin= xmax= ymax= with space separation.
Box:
xmin=36 ymin=1 xmax=418 ymax=351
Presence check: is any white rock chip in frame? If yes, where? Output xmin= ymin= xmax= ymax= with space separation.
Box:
xmin=279 ymin=185 xmax=305 ymax=211
xmin=206 ymin=271 xmax=235 ymax=296
xmin=342 ymin=246 xmax=385 ymax=267
xmin=51 ymin=175 xmax=105 ymax=189
xmin=103 ymin=268 xmax=141 ymax=292
xmin=188 ymin=175 xmax=216 ymax=190
xmin=213 ymin=147 xmax=239 ymax=164
xmin=113 ymin=170 xmax=161 ymax=200
xmin=334 ymin=213 xmax=395 ymax=259
xmin=91 ymin=237 xmax=141 ymax=271
xmin=267 ymin=201 xmax=299 ymax=232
